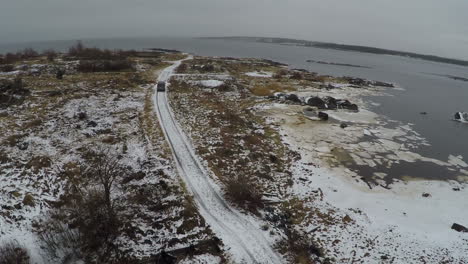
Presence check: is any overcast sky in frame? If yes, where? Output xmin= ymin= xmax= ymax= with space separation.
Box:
xmin=1 ymin=0 xmax=467 ymax=59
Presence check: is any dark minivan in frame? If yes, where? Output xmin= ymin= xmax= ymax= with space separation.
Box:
xmin=157 ymin=81 xmax=166 ymax=92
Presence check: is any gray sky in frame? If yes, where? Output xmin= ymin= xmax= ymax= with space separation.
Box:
xmin=1 ymin=0 xmax=467 ymax=59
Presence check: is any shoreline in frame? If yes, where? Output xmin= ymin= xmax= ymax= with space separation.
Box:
xmin=255 ymin=76 xmax=468 ymax=261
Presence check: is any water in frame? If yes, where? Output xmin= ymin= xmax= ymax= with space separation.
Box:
xmin=1 ymin=37 xmax=467 ymax=180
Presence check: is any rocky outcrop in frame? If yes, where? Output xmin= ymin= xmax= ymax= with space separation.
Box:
xmin=306 ymin=96 xmax=358 ymax=111
xmin=285 ymin=93 xmax=301 ymax=103
xmin=272 ymin=93 xmax=302 ymax=104
xmin=343 ymin=77 xmax=394 ymax=88
xmin=272 ymin=93 xmax=359 ymax=112
xmin=454 ymin=112 xmax=468 ymax=122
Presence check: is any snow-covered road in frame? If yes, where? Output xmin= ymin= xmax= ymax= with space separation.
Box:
xmin=153 ymin=57 xmax=283 ymax=264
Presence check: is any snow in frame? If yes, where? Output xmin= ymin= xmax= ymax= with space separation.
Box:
xmin=245 ymin=71 xmax=273 ymax=78
xmin=199 ymin=80 xmax=224 ymax=87
xmin=0 ymin=70 xmax=22 ymax=76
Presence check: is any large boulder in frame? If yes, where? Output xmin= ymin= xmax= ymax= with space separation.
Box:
xmin=338 ymin=100 xmax=359 ymax=111
xmin=452 ymin=223 xmax=468 ymax=233
xmin=285 ymin=93 xmax=301 ymax=103
xmin=307 ymin=97 xmax=326 ymax=109
xmin=318 ymin=112 xmax=329 ymax=121
xmin=324 ymin=96 xmax=337 ymax=109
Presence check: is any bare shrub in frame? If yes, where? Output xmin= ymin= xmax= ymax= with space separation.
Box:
xmin=0 ymin=241 xmax=30 ymax=264
xmin=43 ymin=49 xmax=58 ymax=62
xmin=37 ymin=219 xmax=81 ymax=260
xmin=67 ymin=41 xmax=133 ymax=61
xmin=4 ymin=53 xmax=20 ymax=64
xmin=279 ymin=230 xmax=324 ymax=264
xmin=77 ymin=60 xmax=134 ymax=72
xmin=38 ymin=149 xmax=128 ymax=262
xmin=225 ymin=174 xmax=263 ymax=212
xmin=20 ymin=48 xmax=39 ymax=59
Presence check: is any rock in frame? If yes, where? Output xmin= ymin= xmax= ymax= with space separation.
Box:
xmin=318 ymin=112 xmax=328 ymax=121
xmin=17 ymin=141 xmax=29 ymax=151
xmin=340 ymin=123 xmax=348 ymax=129
xmin=451 ymin=223 xmax=468 ymax=233
xmin=324 ymin=96 xmax=337 ymax=109
xmin=338 ymin=100 xmax=359 ymax=111
xmin=348 ymin=104 xmax=359 ymax=111
xmin=307 ymin=97 xmax=326 ymax=109
xmin=285 ymin=93 xmax=301 ymax=103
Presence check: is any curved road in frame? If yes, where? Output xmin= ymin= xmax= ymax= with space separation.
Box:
xmin=153 ymin=57 xmax=283 ymax=264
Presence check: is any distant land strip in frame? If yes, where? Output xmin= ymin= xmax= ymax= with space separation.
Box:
xmin=425 ymin=72 xmax=468 ymax=82
xmin=306 ymin=59 xmax=372 ymax=69
xmin=201 ymin=37 xmax=468 ymax=67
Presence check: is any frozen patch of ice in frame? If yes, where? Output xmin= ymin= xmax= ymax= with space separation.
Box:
xmin=448 ymin=155 xmax=468 ymax=168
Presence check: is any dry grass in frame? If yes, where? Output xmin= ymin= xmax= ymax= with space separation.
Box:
xmin=250 ymin=82 xmax=295 ymax=96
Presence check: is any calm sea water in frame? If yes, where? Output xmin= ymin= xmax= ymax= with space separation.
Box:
xmin=1 ymin=37 xmax=467 ymax=180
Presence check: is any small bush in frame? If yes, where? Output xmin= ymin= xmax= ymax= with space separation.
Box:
xmin=225 ymin=174 xmax=263 ymax=212
xmin=56 ymin=68 xmax=65 ymax=79
xmin=0 ymin=64 xmax=14 ymax=72
xmin=0 ymin=241 xmax=30 ymax=264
